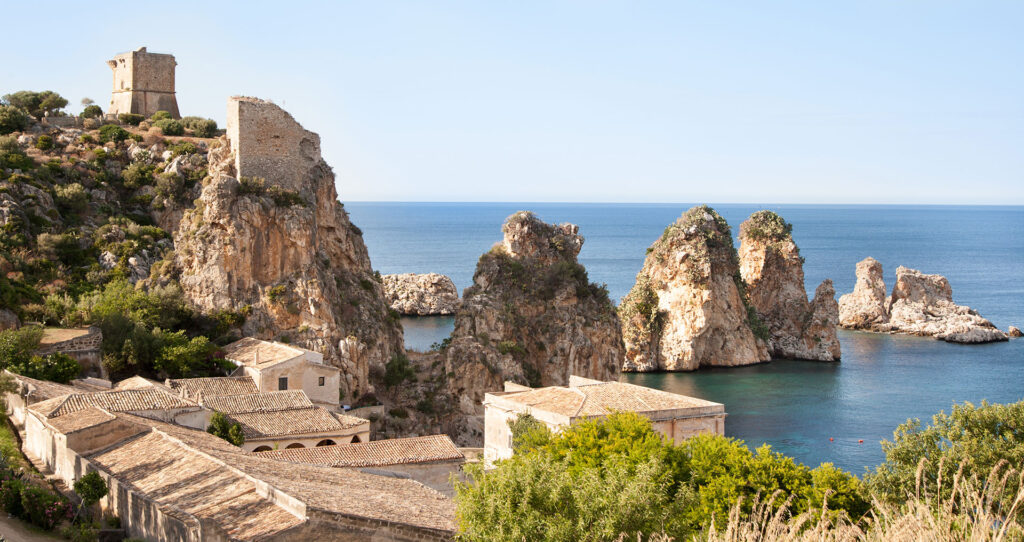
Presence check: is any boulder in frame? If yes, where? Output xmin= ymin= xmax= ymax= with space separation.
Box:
xmin=1009 ymin=326 xmax=1022 ymax=338
xmin=838 ymin=257 xmax=889 ymax=329
xmin=0 ymin=308 xmax=20 ymax=331
xmin=620 ymin=205 xmax=769 ymax=372
xmin=445 ymin=211 xmax=623 ymax=422
xmin=738 ymin=211 xmax=840 ymax=361
xmin=885 ymin=266 xmax=1008 ymax=343
xmin=382 ymin=273 xmax=459 ymax=316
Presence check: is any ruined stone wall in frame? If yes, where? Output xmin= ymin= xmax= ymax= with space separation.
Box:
xmin=227 ymin=96 xmax=322 ymax=195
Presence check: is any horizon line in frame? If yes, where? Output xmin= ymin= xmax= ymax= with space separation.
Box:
xmin=342 ymin=200 xmax=1024 ymax=208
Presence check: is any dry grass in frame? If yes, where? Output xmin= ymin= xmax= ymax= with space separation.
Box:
xmin=620 ymin=462 xmax=1024 ymax=542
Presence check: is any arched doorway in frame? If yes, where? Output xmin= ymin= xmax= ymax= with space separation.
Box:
xmin=316 ymin=439 xmax=336 ymax=447
xmin=285 ymin=442 xmax=305 ymax=449
xmin=350 ymin=435 xmax=361 ymax=443
xmin=252 ymin=446 xmax=272 ymax=452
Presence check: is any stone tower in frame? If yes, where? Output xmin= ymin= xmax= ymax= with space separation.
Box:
xmin=106 ymin=46 xmax=180 ymax=118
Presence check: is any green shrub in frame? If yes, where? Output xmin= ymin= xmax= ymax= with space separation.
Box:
xmin=81 ymin=105 xmax=103 ymax=119
xmin=0 ymin=325 xmax=43 ymax=372
xmin=61 ymin=522 xmax=99 ymax=542
xmin=383 ymin=353 xmax=415 ymax=387
xmin=238 ymin=176 xmax=266 ymax=195
xmin=153 ymin=118 xmax=184 ymax=136
xmin=0 ymin=105 xmax=31 ymax=135
xmin=266 ymin=284 xmax=288 ymax=303
xmin=20 ymin=484 xmax=72 ymax=530
xmin=0 ymin=478 xmax=25 ymax=517
xmin=121 ymin=161 xmax=155 ymax=188
xmin=149 ymin=110 xmax=172 ymax=122
xmin=98 ymin=124 xmax=129 ymax=143
xmin=0 ymin=135 xmax=34 ymax=170
xmin=389 ymin=407 xmax=409 ymax=418
xmin=167 ymin=140 xmax=197 ymax=157
xmin=181 ymin=116 xmax=218 ymax=138
xmin=2 ymin=90 xmax=67 ymax=119
xmin=207 ymin=412 xmax=245 ymax=446
xmin=117 ymin=113 xmax=144 ymax=126
xmin=9 ymin=352 xmax=81 ymax=383
xmin=34 ymin=134 xmax=53 ymax=150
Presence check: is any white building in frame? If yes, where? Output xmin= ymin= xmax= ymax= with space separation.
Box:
xmin=221 ymin=337 xmax=341 ymax=408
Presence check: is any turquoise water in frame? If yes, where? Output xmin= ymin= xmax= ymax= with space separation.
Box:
xmin=348 ymin=203 xmax=1024 ymax=473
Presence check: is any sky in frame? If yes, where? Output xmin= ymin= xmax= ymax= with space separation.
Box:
xmin=3 ymin=1 xmax=1022 ymax=204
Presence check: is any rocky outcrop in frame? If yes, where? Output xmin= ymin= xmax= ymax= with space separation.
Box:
xmin=886 ymin=267 xmax=1007 ymax=343
xmin=0 ymin=308 xmax=20 ymax=331
xmin=382 ymin=273 xmax=459 ymax=315
xmin=445 ymin=211 xmax=623 ymax=430
xmin=1009 ymin=326 xmax=1022 ymax=338
xmin=837 ymin=257 xmax=890 ymax=328
xmin=738 ymin=211 xmax=840 ymax=361
xmin=173 ymin=97 xmax=403 ymax=397
xmin=620 ymin=205 xmax=770 ymax=372
xmin=838 ymin=259 xmax=1008 ymax=343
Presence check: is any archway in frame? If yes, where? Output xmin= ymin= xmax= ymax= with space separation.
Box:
xmin=252 ymin=446 xmax=272 ymax=452
xmin=316 ymin=439 xmax=336 ymax=447
xmin=350 ymin=435 xmax=361 ymax=443
xmin=285 ymin=442 xmax=306 ymax=449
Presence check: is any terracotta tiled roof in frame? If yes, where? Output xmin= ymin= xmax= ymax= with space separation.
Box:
xmin=114 ymin=376 xmax=162 ymax=390
xmin=253 ymin=435 xmax=464 ymax=467
xmin=201 ymin=390 xmax=312 ymax=414
xmin=113 ymin=413 xmax=457 ymax=533
xmin=500 ymin=381 xmax=723 ymax=418
xmin=29 ymin=388 xmax=197 ymax=419
xmin=46 ymin=407 xmax=116 ymax=434
xmin=227 ymin=407 xmax=366 ymax=439
xmin=86 ymin=429 xmax=304 ymax=540
xmin=165 ymin=376 xmax=259 ymax=399
xmin=221 ymin=337 xmax=310 ymax=368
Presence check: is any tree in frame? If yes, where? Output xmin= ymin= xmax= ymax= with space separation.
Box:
xmin=80 ymin=98 xmax=94 ymax=106
xmin=0 ymin=326 xmax=43 ymax=371
xmin=10 ymin=353 xmax=81 ymax=384
xmin=0 ymin=105 xmax=30 ymax=135
xmin=207 ymin=412 xmax=245 ymax=446
xmin=72 ymin=471 xmax=108 ymax=522
xmin=2 ymin=91 xmax=68 ymax=119
xmin=81 ymin=105 xmax=103 ymax=119
xmin=867 ymin=399 xmax=1024 ymax=519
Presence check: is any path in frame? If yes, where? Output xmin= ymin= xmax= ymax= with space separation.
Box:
xmin=0 ymin=514 xmax=61 ymax=542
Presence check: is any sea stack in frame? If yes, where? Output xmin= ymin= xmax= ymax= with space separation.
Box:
xmin=738 ymin=211 xmax=840 ymax=361
xmin=174 ymin=97 xmax=404 ymax=398
xmin=619 ymin=205 xmax=770 ymax=372
xmin=838 ymin=258 xmax=1008 ymax=343
xmin=445 ymin=212 xmax=623 ymax=422
xmin=382 ymin=273 xmax=459 ymax=316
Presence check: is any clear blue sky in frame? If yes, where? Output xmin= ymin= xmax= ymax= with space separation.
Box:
xmin=4 ymin=1 xmax=1022 ymax=204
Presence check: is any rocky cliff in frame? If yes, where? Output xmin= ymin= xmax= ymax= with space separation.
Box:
xmin=382 ymin=273 xmax=459 ymax=316
xmin=620 ymin=205 xmax=770 ymax=372
xmin=173 ymin=97 xmax=403 ymax=397
xmin=738 ymin=211 xmax=840 ymax=361
xmin=444 ymin=211 xmax=622 ymax=427
xmin=838 ymin=258 xmax=1008 ymax=343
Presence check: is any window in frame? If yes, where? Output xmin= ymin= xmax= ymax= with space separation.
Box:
xmin=316 ymin=439 xmax=336 ymax=447
xmin=278 ymin=377 xmax=288 ymax=390
xmin=252 ymin=446 xmax=272 ymax=452
xmin=350 ymin=435 xmax=361 ymax=443
xmin=318 ymin=376 xmax=325 ymax=386
xmin=285 ymin=443 xmax=305 ymax=449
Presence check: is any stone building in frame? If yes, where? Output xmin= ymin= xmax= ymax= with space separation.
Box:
xmin=35 ymin=327 xmax=103 ymax=378
xmin=107 ymin=46 xmax=180 ymax=118
xmin=226 ymin=95 xmax=319 ymax=193
xmin=21 ymin=409 xmax=456 ymax=541
xmin=222 ymin=337 xmax=342 ymax=408
xmin=483 ymin=376 xmax=726 ymax=464
xmin=254 ymin=434 xmax=466 ymax=495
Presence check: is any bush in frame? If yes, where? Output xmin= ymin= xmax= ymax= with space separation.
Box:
xmin=117 ymin=113 xmax=144 ymax=126
xmin=167 ymin=140 xmax=197 ymax=157
xmin=148 ymin=110 xmax=172 ymax=122
xmin=389 ymin=407 xmax=409 ymax=418
xmin=0 ymin=105 xmax=31 ymax=135
xmin=10 ymin=352 xmax=81 ymax=383
xmin=181 ymin=116 xmax=218 ymax=138
xmin=0 ymin=325 xmax=43 ymax=371
xmin=383 ymin=353 xmax=415 ymax=387
xmin=121 ymin=161 xmax=155 ymax=188
xmin=61 ymin=522 xmax=99 ymax=542
xmin=0 ymin=135 xmax=34 ymax=170
xmin=81 ymin=105 xmax=103 ymax=119
xmin=153 ymin=118 xmax=184 ymax=136
xmin=73 ymin=471 xmax=109 ymax=511
xmin=98 ymin=124 xmax=129 ymax=143
xmin=0 ymin=478 xmax=25 ymax=517
xmin=20 ymin=484 xmax=72 ymax=530
xmin=55 ymin=183 xmax=88 ymax=213
xmin=33 ymin=134 xmax=53 ymax=150
xmin=2 ymin=90 xmax=67 ymax=119
xmin=207 ymin=412 xmax=245 ymax=446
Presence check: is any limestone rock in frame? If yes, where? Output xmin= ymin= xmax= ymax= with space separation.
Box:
xmin=838 ymin=257 xmax=889 ymax=329
xmin=885 ymin=266 xmax=1008 ymax=343
xmin=0 ymin=308 xmax=20 ymax=331
xmin=445 ymin=211 xmax=623 ymax=421
xmin=174 ymin=97 xmax=403 ymax=398
xmin=738 ymin=211 xmax=840 ymax=361
xmin=620 ymin=205 xmax=770 ymax=372
xmin=1009 ymin=326 xmax=1022 ymax=338
xmin=382 ymin=273 xmax=459 ymax=316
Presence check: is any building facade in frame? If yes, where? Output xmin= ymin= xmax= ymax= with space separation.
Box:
xmin=222 ymin=337 xmax=342 ymax=408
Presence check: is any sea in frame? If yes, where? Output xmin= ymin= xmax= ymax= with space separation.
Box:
xmin=346 ymin=202 xmax=1024 ymax=475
